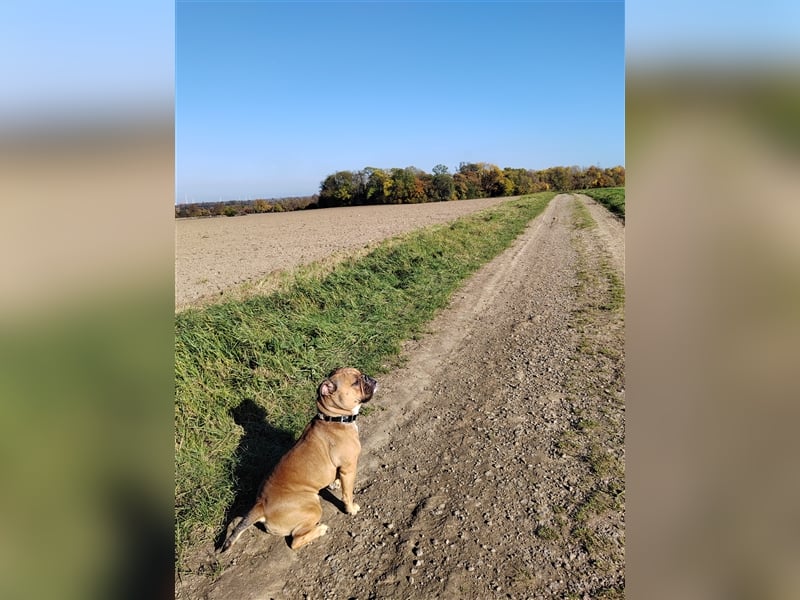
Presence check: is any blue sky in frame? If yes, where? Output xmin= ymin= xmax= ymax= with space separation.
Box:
xmin=176 ymin=1 xmax=625 ymax=203
xmin=626 ymin=0 xmax=800 ymax=65
xmin=1 ymin=1 xmax=173 ymax=124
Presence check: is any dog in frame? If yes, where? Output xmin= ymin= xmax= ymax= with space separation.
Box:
xmin=222 ymin=367 xmax=378 ymax=551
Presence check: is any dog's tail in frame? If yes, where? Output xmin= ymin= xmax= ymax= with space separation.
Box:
xmin=221 ymin=504 xmax=265 ymax=552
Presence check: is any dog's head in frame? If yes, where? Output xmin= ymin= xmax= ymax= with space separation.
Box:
xmin=317 ymin=367 xmax=378 ymax=416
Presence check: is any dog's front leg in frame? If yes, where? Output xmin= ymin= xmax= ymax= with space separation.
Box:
xmin=338 ymin=462 xmax=360 ymax=515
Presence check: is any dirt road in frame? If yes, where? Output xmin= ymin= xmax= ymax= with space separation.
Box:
xmin=176 ymin=193 xmax=625 ymax=599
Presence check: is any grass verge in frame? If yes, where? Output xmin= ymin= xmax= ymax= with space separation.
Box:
xmin=175 ymin=192 xmax=555 ymax=569
xmin=576 ymin=187 xmax=625 ymax=221
xmin=572 ymin=198 xmax=596 ymax=230
xmin=563 ymin=197 xmax=625 ymax=576
xmin=570 ymin=197 xmax=625 ymax=314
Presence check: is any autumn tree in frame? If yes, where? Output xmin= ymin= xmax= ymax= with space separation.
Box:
xmin=364 ymin=167 xmax=393 ymax=204
xmin=352 ymin=169 xmax=369 ymax=205
xmin=252 ymin=199 xmax=271 ymax=213
xmin=606 ymin=165 xmax=625 ymax=186
xmin=430 ymin=164 xmax=455 ymax=201
xmin=454 ymin=162 xmax=484 ymax=199
xmin=503 ymin=168 xmax=533 ymax=195
xmin=410 ymin=167 xmax=429 ymax=203
xmin=319 ymin=170 xmax=359 ymax=207
xmin=543 ymin=166 xmax=571 ymax=191
xmin=479 ymin=163 xmax=512 ymax=197
xmin=581 ymin=165 xmax=604 ymax=189
xmin=387 ymin=167 xmax=416 ymax=203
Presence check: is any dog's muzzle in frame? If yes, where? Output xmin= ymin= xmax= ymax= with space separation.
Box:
xmin=361 ymin=374 xmax=378 ymax=402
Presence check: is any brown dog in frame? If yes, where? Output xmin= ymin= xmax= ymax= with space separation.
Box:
xmin=222 ymin=367 xmax=378 ymax=551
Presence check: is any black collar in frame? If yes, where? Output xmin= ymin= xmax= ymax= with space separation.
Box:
xmin=316 ymin=412 xmax=358 ymax=423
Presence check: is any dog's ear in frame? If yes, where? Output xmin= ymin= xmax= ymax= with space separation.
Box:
xmin=319 ymin=379 xmax=337 ymax=398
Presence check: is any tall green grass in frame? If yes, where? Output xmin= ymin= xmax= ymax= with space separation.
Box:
xmin=175 ymin=192 xmax=555 ymax=568
xmin=577 ymin=187 xmax=625 ymax=220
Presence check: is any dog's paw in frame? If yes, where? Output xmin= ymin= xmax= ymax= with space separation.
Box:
xmin=319 ymin=524 xmax=329 ymax=536
xmin=346 ymin=503 xmax=361 ymax=515
xmin=328 ymin=479 xmax=341 ymax=491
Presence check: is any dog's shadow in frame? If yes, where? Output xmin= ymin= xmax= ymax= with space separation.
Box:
xmin=215 ymin=398 xmax=347 ymax=551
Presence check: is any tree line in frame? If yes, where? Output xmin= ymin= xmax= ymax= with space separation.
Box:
xmin=175 ymin=195 xmax=317 ymax=218
xmin=318 ymin=163 xmax=624 ymax=208
xmin=175 ymin=163 xmax=624 ymax=218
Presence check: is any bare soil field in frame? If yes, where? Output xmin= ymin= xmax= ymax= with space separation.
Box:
xmin=175 ymin=197 xmax=516 ymax=311
xmin=175 ymin=194 xmax=625 ymax=599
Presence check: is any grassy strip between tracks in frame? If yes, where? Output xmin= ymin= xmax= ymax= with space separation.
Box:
xmin=576 ymin=186 xmax=625 ymax=221
xmin=175 ymin=191 xmax=556 ymax=569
